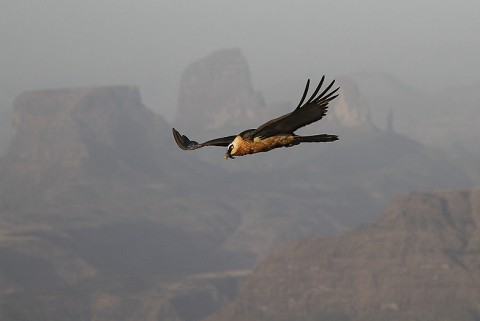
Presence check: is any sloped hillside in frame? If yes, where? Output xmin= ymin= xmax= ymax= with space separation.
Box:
xmin=207 ymin=190 xmax=480 ymax=321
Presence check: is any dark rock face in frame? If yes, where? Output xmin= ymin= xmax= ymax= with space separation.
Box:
xmin=0 ymin=86 xmax=183 ymax=209
xmin=207 ymin=190 xmax=480 ymax=321
xmin=5 ymin=86 xmax=169 ymax=183
xmin=174 ymin=48 xmax=265 ymax=131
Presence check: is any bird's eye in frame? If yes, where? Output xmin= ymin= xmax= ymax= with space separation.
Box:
xmin=228 ymin=144 xmax=234 ymax=152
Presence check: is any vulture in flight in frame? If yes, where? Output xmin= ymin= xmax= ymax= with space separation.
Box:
xmin=172 ymin=76 xmax=339 ymax=159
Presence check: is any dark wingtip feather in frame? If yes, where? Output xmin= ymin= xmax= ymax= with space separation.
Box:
xmin=297 ymin=76 xmax=339 ymax=108
xmin=295 ymin=79 xmax=311 ymax=110
xmin=318 ymin=79 xmax=336 ymax=99
xmin=172 ymin=128 xmax=187 ymax=150
xmin=322 ymin=86 xmax=340 ymax=102
xmin=305 ymin=76 xmax=325 ymax=105
xmin=172 ymin=128 xmax=199 ymax=150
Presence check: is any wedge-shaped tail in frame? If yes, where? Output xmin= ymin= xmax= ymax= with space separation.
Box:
xmin=294 ymin=134 xmax=338 ymax=143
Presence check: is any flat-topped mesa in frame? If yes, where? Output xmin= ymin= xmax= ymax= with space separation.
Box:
xmin=4 ymin=85 xmax=168 ymax=185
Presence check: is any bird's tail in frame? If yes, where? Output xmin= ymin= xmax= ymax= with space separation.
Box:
xmin=295 ymin=134 xmax=338 ymax=143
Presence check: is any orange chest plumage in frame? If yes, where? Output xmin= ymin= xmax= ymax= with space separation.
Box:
xmin=233 ymin=135 xmax=297 ymax=156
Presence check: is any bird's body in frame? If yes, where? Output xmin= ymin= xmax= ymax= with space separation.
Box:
xmin=172 ymin=76 xmax=339 ymax=159
xmin=229 ymin=134 xmax=297 ymax=156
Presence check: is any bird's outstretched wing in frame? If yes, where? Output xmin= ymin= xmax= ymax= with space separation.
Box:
xmin=172 ymin=128 xmax=237 ymax=150
xmin=245 ymin=76 xmax=339 ymax=140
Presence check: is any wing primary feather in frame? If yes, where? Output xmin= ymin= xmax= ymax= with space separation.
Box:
xmin=172 ymin=128 xmax=200 ymax=150
xmin=321 ymin=88 xmax=340 ymax=102
xmin=305 ymin=75 xmax=325 ymax=105
xmin=294 ymin=79 xmax=310 ymax=110
xmin=313 ymin=79 xmax=336 ymax=104
xmin=323 ymin=93 xmax=339 ymax=104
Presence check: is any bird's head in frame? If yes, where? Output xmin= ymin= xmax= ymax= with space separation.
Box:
xmin=224 ymin=136 xmax=241 ymax=159
xmin=224 ymin=143 xmax=235 ymax=159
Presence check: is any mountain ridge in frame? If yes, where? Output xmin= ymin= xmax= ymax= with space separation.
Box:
xmin=206 ymin=189 xmax=480 ymax=321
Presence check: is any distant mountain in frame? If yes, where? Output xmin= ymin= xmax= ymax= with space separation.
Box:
xmin=348 ymin=71 xmax=480 ymax=158
xmin=207 ymin=189 xmax=480 ymax=321
xmin=174 ymin=48 xmax=265 ymax=131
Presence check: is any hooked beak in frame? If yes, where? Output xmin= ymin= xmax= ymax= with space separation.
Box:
xmin=224 ymin=150 xmax=234 ymax=159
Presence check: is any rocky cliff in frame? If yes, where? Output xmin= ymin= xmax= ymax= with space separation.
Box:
xmin=207 ymin=190 xmax=480 ymax=321
xmin=330 ymin=77 xmax=374 ymax=129
xmin=174 ymin=48 xmax=265 ymax=131
xmin=4 ymin=86 xmax=170 ymax=185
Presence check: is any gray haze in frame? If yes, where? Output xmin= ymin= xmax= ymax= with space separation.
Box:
xmin=2 ymin=3 xmax=480 ymax=319
xmin=2 ymin=0 xmax=480 ymax=121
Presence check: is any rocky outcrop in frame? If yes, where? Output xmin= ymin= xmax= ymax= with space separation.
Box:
xmin=174 ymin=48 xmax=265 ymax=130
xmin=0 ymin=86 xmax=180 ymax=208
xmin=332 ymin=77 xmax=374 ymax=129
xmin=207 ymin=190 xmax=480 ymax=321
xmin=5 ymin=86 xmax=170 ymax=183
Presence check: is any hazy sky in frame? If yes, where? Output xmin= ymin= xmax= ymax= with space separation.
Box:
xmin=2 ymin=0 xmax=479 ymax=120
